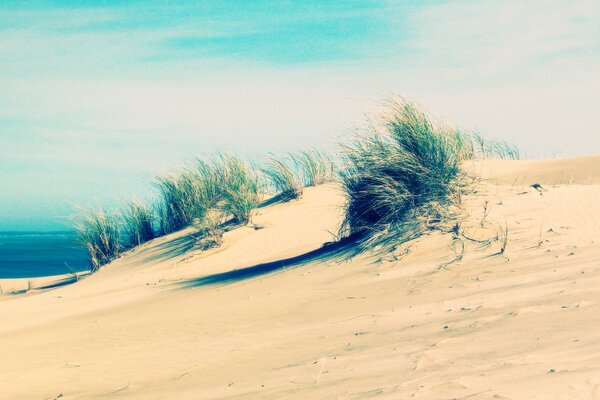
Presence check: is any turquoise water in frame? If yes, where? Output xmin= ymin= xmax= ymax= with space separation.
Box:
xmin=0 ymin=232 xmax=89 ymax=278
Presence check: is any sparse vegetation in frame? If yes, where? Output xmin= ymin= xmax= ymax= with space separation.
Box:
xmin=155 ymin=169 xmax=211 ymax=234
xmin=64 ymin=262 xmax=80 ymax=282
xmin=122 ymin=200 xmax=155 ymax=247
xmin=72 ymin=96 xmax=520 ymax=271
xmin=293 ymin=149 xmax=336 ymax=186
xmin=471 ymin=132 xmax=520 ymax=160
xmin=496 ymin=221 xmax=509 ymax=255
xmin=480 ymin=200 xmax=490 ymax=227
xmin=75 ymin=208 xmax=122 ymax=271
xmin=218 ymin=154 xmax=262 ymax=224
xmin=262 ymin=156 xmax=303 ymax=201
xmin=193 ymin=211 xmax=225 ymax=250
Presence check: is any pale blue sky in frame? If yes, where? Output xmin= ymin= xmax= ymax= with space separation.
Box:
xmin=1 ymin=0 xmax=599 ymax=230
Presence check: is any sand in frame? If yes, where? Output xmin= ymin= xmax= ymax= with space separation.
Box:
xmin=1 ymin=156 xmax=600 ymax=399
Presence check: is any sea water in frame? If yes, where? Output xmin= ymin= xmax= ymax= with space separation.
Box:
xmin=0 ymin=231 xmax=89 ymax=278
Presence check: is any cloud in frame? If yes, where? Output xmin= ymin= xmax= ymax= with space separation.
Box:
xmin=0 ymin=0 xmax=598 ymax=229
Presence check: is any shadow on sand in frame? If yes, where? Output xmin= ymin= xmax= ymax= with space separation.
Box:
xmin=130 ymin=233 xmax=197 ymax=267
xmin=7 ymin=273 xmax=90 ymax=295
xmin=178 ymin=235 xmax=360 ymax=288
xmin=131 ymin=193 xmax=303 ymax=268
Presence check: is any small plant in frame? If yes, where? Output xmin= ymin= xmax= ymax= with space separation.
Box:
xmin=470 ymin=132 xmax=520 ymax=160
xmin=75 ymin=208 xmax=122 ymax=271
xmin=64 ymin=262 xmax=80 ymax=282
xmin=293 ymin=149 xmax=335 ymax=186
xmin=122 ymin=200 xmax=155 ymax=247
xmin=262 ymin=156 xmax=303 ymax=201
xmin=480 ymin=200 xmax=490 ymax=227
xmin=193 ymin=211 xmax=225 ymax=250
xmin=219 ymin=154 xmax=262 ymax=224
xmin=438 ymin=238 xmax=465 ymax=270
xmin=496 ymin=221 xmax=509 ymax=255
xmin=473 ymin=132 xmax=488 ymax=159
xmin=194 ymin=157 xmax=224 ymax=209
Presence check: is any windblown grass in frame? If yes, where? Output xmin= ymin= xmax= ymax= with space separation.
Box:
xmin=218 ymin=154 xmax=262 ymax=224
xmin=122 ymin=200 xmax=155 ymax=247
xmin=471 ymin=132 xmax=520 ymax=160
xmin=262 ymin=156 xmax=303 ymax=201
xmin=193 ymin=211 xmax=225 ymax=250
xmin=293 ymin=149 xmax=336 ymax=186
xmin=339 ymin=99 xmax=470 ymax=248
xmin=75 ymin=208 xmax=121 ymax=271
xmin=154 ymin=169 xmax=210 ymax=234
xmin=72 ymin=96 xmax=519 ymax=268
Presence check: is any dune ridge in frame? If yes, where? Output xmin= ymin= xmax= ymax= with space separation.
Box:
xmin=1 ymin=156 xmax=600 ymax=399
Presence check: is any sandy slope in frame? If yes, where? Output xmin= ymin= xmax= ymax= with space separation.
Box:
xmin=1 ymin=156 xmax=600 ymax=400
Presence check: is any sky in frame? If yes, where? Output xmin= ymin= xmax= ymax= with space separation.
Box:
xmin=1 ymin=0 xmax=599 ymax=231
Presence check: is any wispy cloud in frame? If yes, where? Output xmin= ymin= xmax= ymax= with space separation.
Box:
xmin=1 ymin=0 xmax=598 ymax=229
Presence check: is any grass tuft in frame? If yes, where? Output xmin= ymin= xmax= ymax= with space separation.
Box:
xmin=496 ymin=221 xmax=509 ymax=255
xmin=471 ymin=132 xmax=520 ymax=160
xmin=293 ymin=149 xmax=336 ymax=186
xmin=262 ymin=156 xmax=303 ymax=201
xmin=122 ymin=200 xmax=155 ymax=247
xmin=193 ymin=211 xmax=225 ymax=250
xmin=339 ymin=99 xmax=470 ymax=248
xmin=154 ymin=169 xmax=210 ymax=234
xmin=75 ymin=208 xmax=122 ymax=271
xmin=218 ymin=154 xmax=262 ymax=224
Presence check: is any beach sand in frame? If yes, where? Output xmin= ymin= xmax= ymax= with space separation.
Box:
xmin=1 ymin=156 xmax=600 ymax=399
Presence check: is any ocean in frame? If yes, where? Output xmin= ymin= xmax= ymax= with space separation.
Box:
xmin=0 ymin=231 xmax=90 ymax=278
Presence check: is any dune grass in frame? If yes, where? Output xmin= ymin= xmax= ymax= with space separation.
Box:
xmin=155 ymin=154 xmax=261 ymax=231
xmin=262 ymin=156 xmax=304 ymax=201
xmin=122 ymin=200 xmax=155 ymax=247
xmin=293 ymin=149 xmax=336 ymax=186
xmin=73 ymin=96 xmax=520 ymax=270
xmin=218 ymin=154 xmax=262 ymax=224
xmin=471 ymin=132 xmax=520 ymax=160
xmin=75 ymin=208 xmax=122 ymax=271
xmin=193 ymin=211 xmax=226 ymax=250
xmin=338 ymin=99 xmax=471 ymax=248
xmin=154 ymin=169 xmax=212 ymax=234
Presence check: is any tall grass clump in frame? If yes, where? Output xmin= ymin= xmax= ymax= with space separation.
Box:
xmin=75 ymin=209 xmax=122 ymax=271
xmin=293 ymin=148 xmax=336 ymax=186
xmin=262 ymin=156 xmax=303 ymax=201
xmin=122 ymin=201 xmax=155 ymax=247
xmin=155 ymin=169 xmax=211 ymax=234
xmin=339 ymin=99 xmax=469 ymax=248
xmin=218 ymin=154 xmax=262 ymax=224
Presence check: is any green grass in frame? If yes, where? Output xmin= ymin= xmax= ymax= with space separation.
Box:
xmin=75 ymin=208 xmax=122 ymax=271
xmin=122 ymin=200 xmax=155 ymax=247
xmin=193 ymin=211 xmax=225 ymax=250
xmin=154 ymin=154 xmax=261 ymax=236
xmin=471 ymin=132 xmax=520 ymax=160
xmin=72 ymin=97 xmax=520 ymax=269
xmin=154 ymin=169 xmax=210 ymax=234
xmin=338 ymin=99 xmax=470 ymax=248
xmin=218 ymin=154 xmax=262 ymax=224
xmin=293 ymin=148 xmax=336 ymax=186
xmin=262 ymin=156 xmax=303 ymax=201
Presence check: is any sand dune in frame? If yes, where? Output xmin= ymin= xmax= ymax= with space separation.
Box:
xmin=1 ymin=157 xmax=600 ymax=399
